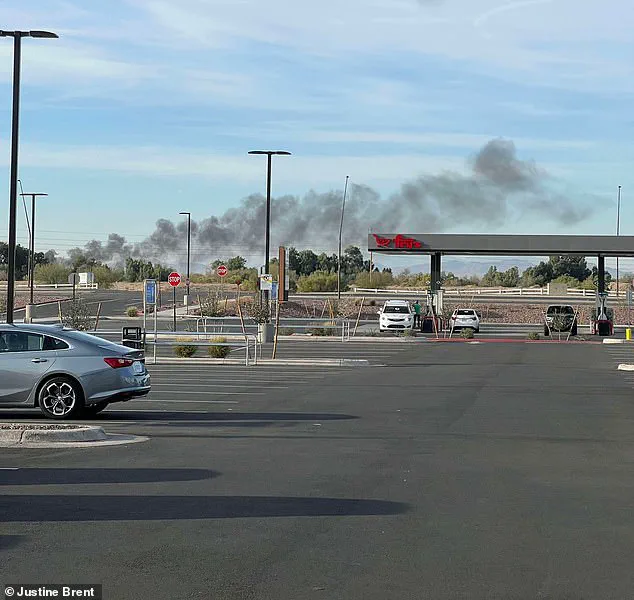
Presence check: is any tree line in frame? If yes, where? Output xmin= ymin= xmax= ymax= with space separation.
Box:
xmin=1 ymin=240 xmax=623 ymax=292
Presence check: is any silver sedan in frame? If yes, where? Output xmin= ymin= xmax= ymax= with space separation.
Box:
xmin=0 ymin=323 xmax=150 ymax=419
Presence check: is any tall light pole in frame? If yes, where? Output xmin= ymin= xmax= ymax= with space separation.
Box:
xmin=337 ymin=176 xmax=350 ymax=300
xmin=248 ymin=150 xmax=291 ymax=308
xmin=616 ymin=185 xmax=622 ymax=298
xmin=1 ymin=30 xmax=58 ymax=324
xmin=179 ymin=211 xmax=191 ymax=299
xmin=21 ymin=192 xmax=47 ymax=308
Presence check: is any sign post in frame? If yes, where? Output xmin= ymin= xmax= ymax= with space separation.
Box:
xmin=143 ymin=279 xmax=157 ymax=344
xmin=168 ymin=272 xmax=181 ymax=331
xmin=68 ymin=272 xmax=79 ymax=300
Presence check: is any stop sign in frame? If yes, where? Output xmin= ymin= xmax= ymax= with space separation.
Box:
xmin=217 ymin=265 xmax=228 ymax=278
xmin=168 ymin=272 xmax=181 ymax=287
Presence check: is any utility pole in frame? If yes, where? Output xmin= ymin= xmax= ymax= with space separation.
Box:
xmin=617 ymin=185 xmax=622 ymax=298
xmin=337 ymin=175 xmax=349 ymax=300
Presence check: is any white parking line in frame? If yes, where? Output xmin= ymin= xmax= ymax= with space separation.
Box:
xmin=150 ymin=384 xmax=288 ymax=389
xmin=136 ymin=399 xmax=240 ymax=404
xmin=147 ymin=391 xmax=262 ymax=396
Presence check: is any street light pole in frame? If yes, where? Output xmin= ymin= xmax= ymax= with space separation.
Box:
xmin=337 ymin=176 xmax=350 ymax=300
xmin=1 ymin=30 xmax=58 ymax=323
xmin=21 ymin=192 xmax=47 ymax=307
xmin=248 ymin=150 xmax=291 ymax=311
xmin=179 ymin=212 xmax=191 ymax=298
xmin=617 ymin=185 xmax=622 ymax=298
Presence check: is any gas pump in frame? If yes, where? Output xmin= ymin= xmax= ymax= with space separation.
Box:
xmin=421 ymin=291 xmax=443 ymax=333
xmin=591 ymin=292 xmax=614 ymax=336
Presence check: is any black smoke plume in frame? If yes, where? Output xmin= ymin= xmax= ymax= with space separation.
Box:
xmin=70 ymin=139 xmax=593 ymax=269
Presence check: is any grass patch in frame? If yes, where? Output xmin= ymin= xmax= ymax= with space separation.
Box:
xmin=399 ymin=328 xmax=417 ymax=337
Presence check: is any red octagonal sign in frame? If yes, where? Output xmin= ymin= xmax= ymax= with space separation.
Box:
xmin=217 ymin=265 xmax=228 ymax=278
xmin=168 ymin=272 xmax=181 ymax=287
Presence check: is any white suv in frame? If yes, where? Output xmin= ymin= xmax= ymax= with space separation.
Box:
xmin=450 ymin=308 xmax=480 ymax=333
xmin=379 ymin=300 xmax=414 ymax=332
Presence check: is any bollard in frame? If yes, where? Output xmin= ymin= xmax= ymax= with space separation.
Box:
xmin=627 ymin=328 xmax=632 ymax=341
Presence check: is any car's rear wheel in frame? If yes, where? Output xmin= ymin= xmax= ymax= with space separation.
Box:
xmin=38 ymin=376 xmax=83 ymax=420
xmin=544 ymin=326 xmax=550 ymax=336
xmin=571 ymin=323 xmax=578 ymax=336
xmin=83 ymin=401 xmax=109 ymax=417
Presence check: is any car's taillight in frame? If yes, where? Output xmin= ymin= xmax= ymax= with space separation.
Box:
xmin=104 ymin=357 xmax=134 ymax=369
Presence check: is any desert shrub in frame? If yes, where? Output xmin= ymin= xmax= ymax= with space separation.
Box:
xmin=61 ymin=298 xmax=94 ymax=331
xmin=309 ymin=327 xmax=336 ymax=336
xmin=278 ymin=327 xmax=295 ymax=336
xmin=199 ymin=291 xmax=227 ymax=317
xmin=126 ymin=306 xmax=139 ymax=317
xmin=174 ymin=344 xmax=197 ymax=357
xmin=527 ymin=332 xmax=540 ymax=340
xmin=207 ymin=336 xmax=231 ymax=358
xmin=460 ymin=328 xmax=475 ymax=339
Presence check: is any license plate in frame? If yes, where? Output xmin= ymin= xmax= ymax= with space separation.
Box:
xmin=133 ymin=361 xmax=144 ymax=374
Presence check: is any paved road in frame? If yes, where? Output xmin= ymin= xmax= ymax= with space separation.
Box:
xmin=3 ymin=342 xmax=634 ymax=598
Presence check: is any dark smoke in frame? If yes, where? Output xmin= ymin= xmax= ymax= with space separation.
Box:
xmin=72 ymin=138 xmax=593 ymax=268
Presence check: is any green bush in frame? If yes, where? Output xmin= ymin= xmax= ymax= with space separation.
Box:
xmin=126 ymin=306 xmax=139 ymax=317
xmin=460 ymin=328 xmax=475 ymax=339
xmin=296 ymin=271 xmax=339 ymax=293
xmin=93 ymin=265 xmax=123 ymax=288
xmin=279 ymin=327 xmax=295 ymax=336
xmin=207 ymin=337 xmax=231 ymax=358
xmin=34 ymin=263 xmax=70 ymax=284
xmin=527 ymin=332 xmax=540 ymax=340
xmin=353 ymin=271 xmax=394 ymax=289
xmin=174 ymin=342 xmax=197 ymax=357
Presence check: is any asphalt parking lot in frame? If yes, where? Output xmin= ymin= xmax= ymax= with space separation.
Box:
xmin=4 ymin=341 xmax=634 ymax=599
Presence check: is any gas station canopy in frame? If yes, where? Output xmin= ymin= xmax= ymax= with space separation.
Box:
xmin=368 ymin=234 xmax=634 ymax=257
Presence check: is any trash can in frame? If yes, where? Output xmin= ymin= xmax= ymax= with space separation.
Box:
xmin=597 ymin=321 xmax=612 ymax=337
xmin=421 ymin=317 xmax=434 ymax=333
xmin=122 ymin=327 xmax=144 ymax=349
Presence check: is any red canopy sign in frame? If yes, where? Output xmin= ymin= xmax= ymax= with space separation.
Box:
xmin=372 ymin=234 xmax=422 ymax=249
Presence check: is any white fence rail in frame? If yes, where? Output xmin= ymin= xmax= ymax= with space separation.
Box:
xmin=0 ymin=283 xmax=99 ymax=290
xmin=353 ymin=287 xmax=627 ymax=298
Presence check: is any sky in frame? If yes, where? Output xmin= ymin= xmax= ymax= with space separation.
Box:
xmin=0 ymin=0 xmax=633 ymax=273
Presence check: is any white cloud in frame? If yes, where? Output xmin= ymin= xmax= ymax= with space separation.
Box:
xmin=11 ymin=142 xmax=468 ymax=185
xmin=300 ymin=131 xmax=594 ymax=150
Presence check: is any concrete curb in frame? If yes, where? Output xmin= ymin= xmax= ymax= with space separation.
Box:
xmin=0 ymin=424 xmax=107 ymax=444
xmin=618 ymin=364 xmax=634 ymax=371
xmin=603 ymin=339 xmax=627 ymax=344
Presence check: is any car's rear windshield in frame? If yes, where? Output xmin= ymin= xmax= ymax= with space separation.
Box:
xmin=456 ymin=310 xmax=476 ymax=315
xmin=61 ymin=329 xmax=123 ymax=349
xmin=384 ymin=306 xmax=410 ymax=313
xmin=547 ymin=306 xmax=574 ymax=314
